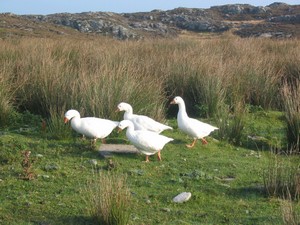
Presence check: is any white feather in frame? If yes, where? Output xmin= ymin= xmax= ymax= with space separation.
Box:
xmin=171 ymin=96 xmax=218 ymax=140
xmin=117 ymin=102 xmax=172 ymax=133
xmin=64 ymin=109 xmax=118 ymax=140
xmin=118 ymin=120 xmax=173 ymax=156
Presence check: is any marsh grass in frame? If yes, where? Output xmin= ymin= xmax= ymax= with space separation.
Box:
xmin=83 ymin=171 xmax=131 ymax=225
xmin=0 ymin=39 xmax=167 ymax=124
xmin=281 ymin=199 xmax=300 ymax=225
xmin=281 ymin=80 xmax=300 ymax=153
xmin=215 ymin=100 xmax=246 ymax=145
xmin=0 ymin=37 xmax=300 ymax=138
xmin=263 ymin=155 xmax=300 ymax=200
xmin=46 ymin=107 xmax=72 ymax=140
xmin=0 ymin=83 xmax=14 ymax=127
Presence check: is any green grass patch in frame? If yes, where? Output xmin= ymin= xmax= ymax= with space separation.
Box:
xmin=0 ymin=111 xmax=299 ymax=224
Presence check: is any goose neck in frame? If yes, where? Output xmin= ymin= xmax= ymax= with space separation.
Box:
xmin=124 ymin=107 xmax=133 ymax=119
xmin=178 ymin=102 xmax=188 ymax=117
xmin=70 ymin=117 xmax=81 ymax=129
xmin=125 ymin=124 xmax=135 ymax=137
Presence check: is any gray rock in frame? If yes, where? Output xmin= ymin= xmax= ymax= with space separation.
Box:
xmin=88 ymin=159 xmax=98 ymax=166
xmin=161 ymin=207 xmax=171 ymax=212
xmin=36 ymin=154 xmax=44 ymax=158
xmin=10 ymin=3 xmax=298 ymax=40
xmin=44 ymin=164 xmax=60 ymax=171
xmin=173 ymin=192 xmax=192 ymax=203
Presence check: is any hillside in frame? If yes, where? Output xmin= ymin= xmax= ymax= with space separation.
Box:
xmin=0 ymin=2 xmax=300 ymax=40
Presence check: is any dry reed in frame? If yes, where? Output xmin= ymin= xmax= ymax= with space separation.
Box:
xmin=0 ymin=36 xmax=299 ymax=137
xmin=281 ymin=79 xmax=300 ymax=153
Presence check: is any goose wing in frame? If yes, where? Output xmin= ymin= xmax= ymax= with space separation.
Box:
xmin=131 ymin=115 xmax=172 ymax=133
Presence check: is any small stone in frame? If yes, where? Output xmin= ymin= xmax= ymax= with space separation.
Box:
xmin=89 ymin=159 xmax=98 ymax=166
xmin=161 ymin=207 xmax=171 ymax=212
xmin=173 ymin=192 xmax=192 ymax=203
xmin=44 ymin=164 xmax=60 ymax=171
xmin=219 ymin=183 xmax=231 ymax=188
xmin=25 ymin=201 xmax=32 ymax=206
xmin=36 ymin=154 xmax=44 ymax=158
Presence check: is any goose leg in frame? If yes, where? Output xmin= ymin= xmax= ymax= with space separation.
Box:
xmin=145 ymin=155 xmax=150 ymax=163
xmin=90 ymin=138 xmax=97 ymax=149
xmin=201 ymin=138 xmax=208 ymax=145
xmin=101 ymin=139 xmax=106 ymax=144
xmin=186 ymin=139 xmax=197 ymax=148
xmin=157 ymin=151 xmax=162 ymax=161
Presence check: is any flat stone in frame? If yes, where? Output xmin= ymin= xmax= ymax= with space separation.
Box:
xmin=88 ymin=159 xmax=98 ymax=166
xmin=173 ymin=192 xmax=192 ymax=203
xmin=99 ymin=144 xmax=139 ymax=158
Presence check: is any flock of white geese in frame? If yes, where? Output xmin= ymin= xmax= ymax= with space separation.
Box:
xmin=64 ymin=96 xmax=218 ymax=162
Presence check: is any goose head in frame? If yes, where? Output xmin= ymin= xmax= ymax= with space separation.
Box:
xmin=64 ymin=109 xmax=80 ymax=123
xmin=116 ymin=102 xmax=132 ymax=112
xmin=170 ymin=96 xmax=184 ymax=105
xmin=117 ymin=120 xmax=134 ymax=132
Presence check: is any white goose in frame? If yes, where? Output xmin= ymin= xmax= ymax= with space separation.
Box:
xmin=118 ymin=120 xmax=173 ymax=162
xmin=64 ymin=109 xmax=118 ymax=144
xmin=116 ymin=102 xmax=173 ymax=133
xmin=170 ymin=96 xmax=218 ymax=148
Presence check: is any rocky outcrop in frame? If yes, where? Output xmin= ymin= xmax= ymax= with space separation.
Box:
xmin=269 ymin=14 xmax=300 ymax=23
xmin=1 ymin=2 xmax=299 ymax=40
xmin=210 ymin=4 xmax=270 ymax=15
xmin=24 ymin=12 xmax=142 ymax=40
xmin=124 ymin=8 xmax=232 ymax=33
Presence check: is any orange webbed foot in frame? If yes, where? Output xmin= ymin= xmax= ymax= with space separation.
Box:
xmin=186 ymin=139 xmax=197 ymax=148
xmin=201 ymin=138 xmax=208 ymax=145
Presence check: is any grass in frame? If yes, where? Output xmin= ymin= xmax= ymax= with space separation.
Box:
xmin=1 ymin=36 xmax=299 ymax=150
xmin=0 ymin=34 xmax=300 ymax=223
xmin=263 ymin=157 xmax=300 ymax=201
xmin=84 ymin=172 xmax=132 ymax=225
xmin=281 ymin=80 xmax=300 ymax=153
xmin=281 ymin=199 xmax=300 ymax=225
xmin=0 ymin=110 xmax=299 ymax=224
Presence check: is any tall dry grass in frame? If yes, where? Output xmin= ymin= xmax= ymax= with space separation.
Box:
xmin=0 ymin=38 xmax=167 ymax=123
xmin=281 ymin=80 xmax=300 ymax=153
xmin=281 ymin=199 xmax=300 ymax=225
xmin=0 ymin=43 xmax=18 ymax=127
xmin=0 ymin=36 xmax=299 ymax=143
xmin=0 ymin=80 xmax=14 ymax=127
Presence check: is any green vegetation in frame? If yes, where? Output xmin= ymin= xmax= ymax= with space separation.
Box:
xmin=0 ymin=110 xmax=299 ymax=224
xmin=84 ymin=172 xmax=132 ymax=225
xmin=0 ymin=35 xmax=300 ymax=224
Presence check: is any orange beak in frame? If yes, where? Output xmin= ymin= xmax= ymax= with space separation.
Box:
xmin=64 ymin=117 xmax=69 ymax=124
xmin=117 ymin=127 xmax=123 ymax=133
xmin=115 ymin=108 xmax=120 ymax=113
xmin=170 ymin=99 xmax=176 ymax=104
